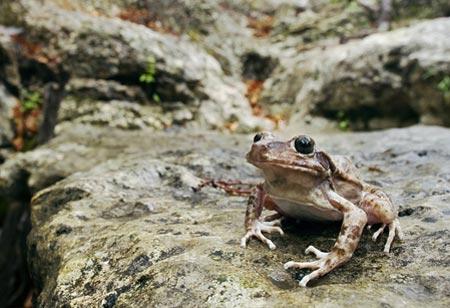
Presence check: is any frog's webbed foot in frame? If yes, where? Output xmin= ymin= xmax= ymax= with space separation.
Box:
xmin=284 ymin=245 xmax=334 ymax=287
xmin=370 ymin=218 xmax=403 ymax=253
xmin=240 ymin=219 xmax=284 ymax=250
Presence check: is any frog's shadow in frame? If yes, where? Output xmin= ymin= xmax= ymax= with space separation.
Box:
xmin=274 ymin=219 xmax=389 ymax=287
xmin=278 ymin=218 xmax=387 ymax=252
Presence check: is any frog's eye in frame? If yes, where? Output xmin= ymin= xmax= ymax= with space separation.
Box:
xmin=294 ymin=135 xmax=315 ymax=155
xmin=253 ymin=133 xmax=263 ymax=143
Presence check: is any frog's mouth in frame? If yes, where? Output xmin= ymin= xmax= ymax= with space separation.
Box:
xmin=252 ymin=159 xmax=327 ymax=174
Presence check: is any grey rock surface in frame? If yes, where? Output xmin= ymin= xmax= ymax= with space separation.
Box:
xmin=1 ymin=124 xmax=446 ymax=307
xmin=263 ymin=18 xmax=450 ymax=130
xmin=65 ymin=78 xmax=148 ymax=104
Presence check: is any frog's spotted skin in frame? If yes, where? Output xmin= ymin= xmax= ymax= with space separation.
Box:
xmin=241 ymin=132 xmax=403 ymax=287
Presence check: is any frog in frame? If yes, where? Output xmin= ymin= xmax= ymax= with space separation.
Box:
xmin=240 ymin=132 xmax=403 ymax=287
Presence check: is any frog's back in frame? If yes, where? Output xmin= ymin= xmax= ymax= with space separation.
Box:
xmin=330 ymin=155 xmax=365 ymax=205
xmin=331 ymin=155 xmax=362 ymax=179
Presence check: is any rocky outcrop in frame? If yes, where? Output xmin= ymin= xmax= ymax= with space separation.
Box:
xmin=0 ymin=0 xmax=274 ymax=132
xmin=262 ymin=18 xmax=450 ymax=130
xmin=0 ymin=123 xmax=447 ymax=307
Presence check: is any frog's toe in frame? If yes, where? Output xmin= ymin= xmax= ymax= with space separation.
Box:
xmin=284 ymin=259 xmax=329 ymax=287
xmin=284 ymin=246 xmax=329 ymax=271
xmin=298 ymin=266 xmax=329 ymax=287
xmin=383 ymin=218 xmax=402 ymax=253
xmin=240 ymin=220 xmax=284 ymax=250
xmin=287 ymin=254 xmax=346 ymax=287
xmin=284 ymin=260 xmax=321 ymax=270
xmin=262 ymin=217 xmax=284 ymax=227
xmin=372 ymin=224 xmax=386 ymax=242
xmin=305 ymin=245 xmax=329 ymax=259
xmin=241 ymin=230 xmax=276 ymax=250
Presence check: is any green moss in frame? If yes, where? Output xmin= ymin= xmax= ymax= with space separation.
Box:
xmin=437 ymin=76 xmax=450 ymax=98
xmin=187 ymin=29 xmax=202 ymax=44
xmin=21 ymin=90 xmax=42 ymax=112
xmin=239 ymin=276 xmax=260 ymax=289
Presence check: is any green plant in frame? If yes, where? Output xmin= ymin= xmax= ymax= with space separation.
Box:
xmin=337 ymin=110 xmax=350 ymax=130
xmin=21 ymin=90 xmax=42 ymax=112
xmin=437 ymin=76 xmax=450 ymax=98
xmin=140 ymin=57 xmax=156 ymax=84
xmin=139 ymin=57 xmax=160 ymax=103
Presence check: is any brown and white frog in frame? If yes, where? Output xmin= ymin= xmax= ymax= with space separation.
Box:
xmin=241 ymin=132 xmax=403 ymax=287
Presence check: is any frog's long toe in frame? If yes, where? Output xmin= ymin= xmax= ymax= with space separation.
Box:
xmin=383 ymin=218 xmax=403 ymax=253
xmin=284 ymin=260 xmax=320 ymax=270
xmin=305 ymin=245 xmax=329 ymax=259
xmin=262 ymin=216 xmax=284 ymax=227
xmin=240 ymin=220 xmax=284 ymax=250
xmin=372 ymin=224 xmax=386 ymax=242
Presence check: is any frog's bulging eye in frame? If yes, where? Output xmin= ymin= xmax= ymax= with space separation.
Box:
xmin=294 ymin=135 xmax=315 ymax=154
xmin=253 ymin=133 xmax=263 ymax=143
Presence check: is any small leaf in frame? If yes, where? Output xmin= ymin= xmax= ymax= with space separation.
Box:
xmin=152 ymin=93 xmax=160 ymax=103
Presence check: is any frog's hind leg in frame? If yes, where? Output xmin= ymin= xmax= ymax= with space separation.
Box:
xmin=362 ymin=187 xmax=403 ymax=253
xmin=284 ymin=190 xmax=367 ymax=287
xmin=240 ymin=185 xmax=284 ymax=250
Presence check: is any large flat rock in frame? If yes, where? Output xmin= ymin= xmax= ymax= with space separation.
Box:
xmin=14 ymin=124 xmax=450 ymax=307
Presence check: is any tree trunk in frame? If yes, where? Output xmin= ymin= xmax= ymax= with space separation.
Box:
xmin=37 ymin=72 xmax=69 ymax=145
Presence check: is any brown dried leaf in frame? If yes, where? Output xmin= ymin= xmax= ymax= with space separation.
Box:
xmin=247 ymin=16 xmax=273 ymax=38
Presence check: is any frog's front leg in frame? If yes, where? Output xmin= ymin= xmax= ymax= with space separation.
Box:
xmin=240 ymin=183 xmax=284 ymax=250
xmin=284 ymin=190 xmax=367 ymax=287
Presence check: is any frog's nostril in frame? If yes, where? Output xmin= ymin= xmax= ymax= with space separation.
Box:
xmin=253 ymin=133 xmax=263 ymax=143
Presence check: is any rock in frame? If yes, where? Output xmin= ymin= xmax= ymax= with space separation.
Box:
xmin=3 ymin=124 xmax=446 ymax=307
xmin=65 ymin=78 xmax=148 ymax=104
xmin=1 ymin=0 xmax=270 ymax=132
xmin=59 ymin=79 xmax=172 ymax=129
xmin=271 ymin=1 xmax=371 ymax=44
xmin=58 ymin=98 xmax=171 ymax=130
xmin=262 ymin=18 xmax=450 ymax=130
xmin=393 ymin=0 xmax=450 ymax=22
xmin=0 ymin=33 xmax=21 ymax=94
xmin=0 ymin=123 xmax=249 ymax=199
